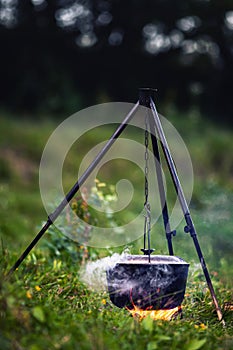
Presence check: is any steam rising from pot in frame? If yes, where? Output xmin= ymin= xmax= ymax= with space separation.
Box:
xmin=79 ymin=252 xmax=129 ymax=291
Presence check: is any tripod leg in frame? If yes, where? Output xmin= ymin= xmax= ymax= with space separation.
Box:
xmin=148 ymin=114 xmax=175 ymax=255
xmin=149 ymin=97 xmax=225 ymax=325
xmin=6 ymin=102 xmax=140 ymax=278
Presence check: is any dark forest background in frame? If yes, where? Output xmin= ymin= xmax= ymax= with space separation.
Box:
xmin=0 ymin=0 xmax=232 ymax=123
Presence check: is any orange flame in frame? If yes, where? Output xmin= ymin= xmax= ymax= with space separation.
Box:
xmin=127 ymin=304 xmax=182 ymax=321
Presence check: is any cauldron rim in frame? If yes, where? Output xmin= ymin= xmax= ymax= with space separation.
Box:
xmin=114 ymin=254 xmax=189 ymax=266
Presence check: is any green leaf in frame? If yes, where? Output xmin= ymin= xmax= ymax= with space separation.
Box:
xmin=157 ymin=335 xmax=171 ymax=341
xmin=142 ymin=316 xmax=154 ymax=333
xmin=32 ymin=306 xmax=45 ymax=323
xmin=186 ymin=338 xmax=207 ymax=350
xmin=147 ymin=341 xmax=158 ymax=350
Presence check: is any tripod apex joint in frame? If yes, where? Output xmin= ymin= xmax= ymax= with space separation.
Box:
xmin=139 ymin=87 xmax=157 ymax=107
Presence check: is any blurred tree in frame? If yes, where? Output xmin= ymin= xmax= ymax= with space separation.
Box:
xmin=0 ymin=0 xmax=232 ymax=122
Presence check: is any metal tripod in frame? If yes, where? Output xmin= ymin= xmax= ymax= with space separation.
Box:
xmin=6 ymin=88 xmax=225 ymax=325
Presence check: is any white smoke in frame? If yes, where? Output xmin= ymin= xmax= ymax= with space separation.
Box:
xmin=79 ymin=251 xmax=129 ymax=292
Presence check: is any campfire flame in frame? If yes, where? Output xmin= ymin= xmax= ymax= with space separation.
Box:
xmin=127 ymin=304 xmax=182 ymax=321
xmin=126 ymin=288 xmax=182 ymax=321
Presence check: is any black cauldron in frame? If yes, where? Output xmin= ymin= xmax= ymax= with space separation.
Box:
xmin=106 ymin=255 xmax=189 ymax=310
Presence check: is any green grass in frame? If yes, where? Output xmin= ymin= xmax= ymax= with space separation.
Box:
xmin=0 ymin=247 xmax=232 ymax=350
xmin=0 ymin=110 xmax=232 ymax=349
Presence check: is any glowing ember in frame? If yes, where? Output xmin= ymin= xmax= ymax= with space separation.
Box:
xmin=127 ymin=304 xmax=182 ymax=321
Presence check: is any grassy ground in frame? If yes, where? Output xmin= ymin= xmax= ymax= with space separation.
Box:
xmin=0 ymin=246 xmax=232 ymax=350
xmin=0 ymin=109 xmax=232 ymax=349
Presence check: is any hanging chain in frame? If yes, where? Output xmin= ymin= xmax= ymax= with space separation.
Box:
xmin=144 ymin=117 xmax=149 ymax=206
xmin=143 ymin=113 xmax=152 ymax=262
